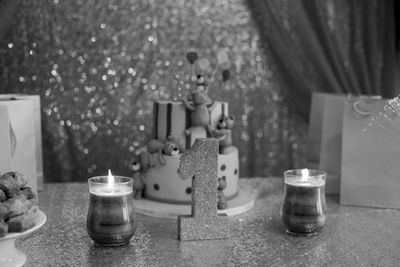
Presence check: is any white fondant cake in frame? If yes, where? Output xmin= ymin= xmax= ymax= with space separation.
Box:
xmin=143 ymin=100 xmax=239 ymax=205
xmin=145 ymin=147 xmax=239 ymax=204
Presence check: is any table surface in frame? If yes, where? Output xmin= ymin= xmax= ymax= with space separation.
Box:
xmin=18 ymin=178 xmax=400 ymax=267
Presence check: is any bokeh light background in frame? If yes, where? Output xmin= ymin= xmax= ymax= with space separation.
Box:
xmin=0 ymin=0 xmax=306 ymax=182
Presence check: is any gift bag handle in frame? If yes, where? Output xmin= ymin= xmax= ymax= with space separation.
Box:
xmin=353 ymin=100 xmax=372 ymax=117
xmin=9 ymin=121 xmax=17 ymax=157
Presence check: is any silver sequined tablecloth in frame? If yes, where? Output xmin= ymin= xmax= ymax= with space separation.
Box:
xmin=18 ymin=178 xmax=400 ymax=266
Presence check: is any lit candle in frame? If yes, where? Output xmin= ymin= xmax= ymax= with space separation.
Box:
xmin=107 ymin=169 xmax=114 ymax=190
xmin=89 ymin=170 xmax=130 ymax=196
xmin=87 ymin=170 xmax=136 ymax=246
xmin=280 ymin=169 xmax=327 ymax=235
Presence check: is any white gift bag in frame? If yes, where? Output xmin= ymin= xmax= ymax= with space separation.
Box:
xmin=14 ymin=95 xmax=43 ymax=190
xmin=0 ymin=97 xmax=38 ymax=195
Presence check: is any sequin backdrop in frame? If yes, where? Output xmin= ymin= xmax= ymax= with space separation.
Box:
xmin=0 ymin=0 xmax=306 ymax=182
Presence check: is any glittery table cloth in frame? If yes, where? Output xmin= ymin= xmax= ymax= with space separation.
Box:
xmin=18 ymin=178 xmax=400 ymax=266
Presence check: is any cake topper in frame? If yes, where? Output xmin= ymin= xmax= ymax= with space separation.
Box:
xmin=213 ymin=115 xmax=236 ymax=154
xmin=177 ymin=138 xmax=230 ymax=241
xmin=222 ymin=69 xmax=230 ymax=82
xmin=186 ymin=51 xmax=198 ymax=81
xmin=180 ymin=50 xmax=231 ymax=137
xmin=209 ymin=50 xmax=229 ymax=89
xmin=181 ymin=86 xmax=214 ymax=136
xmin=197 ymin=58 xmax=210 ymax=74
xmin=195 ymin=74 xmax=207 ymax=92
xmin=186 ymin=51 xmax=198 ymax=64
xmin=217 ymin=50 xmax=229 ymax=65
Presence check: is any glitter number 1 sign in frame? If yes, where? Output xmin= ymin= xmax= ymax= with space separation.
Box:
xmin=178 ymin=138 xmax=230 ymax=241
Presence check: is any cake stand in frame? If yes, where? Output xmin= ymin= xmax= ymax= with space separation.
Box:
xmin=134 ymin=187 xmax=256 ymax=219
xmin=0 ymin=210 xmax=46 ymax=267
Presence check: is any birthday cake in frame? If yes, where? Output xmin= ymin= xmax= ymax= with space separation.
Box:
xmin=134 ymin=51 xmax=239 ymax=209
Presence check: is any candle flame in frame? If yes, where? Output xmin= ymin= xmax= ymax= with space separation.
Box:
xmin=301 ymin=168 xmax=309 ymax=181
xmin=107 ymin=169 xmax=114 ymax=189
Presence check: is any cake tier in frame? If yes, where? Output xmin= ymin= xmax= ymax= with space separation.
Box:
xmin=144 ymin=147 xmax=239 ymax=204
xmin=153 ymin=100 xmax=228 ymax=149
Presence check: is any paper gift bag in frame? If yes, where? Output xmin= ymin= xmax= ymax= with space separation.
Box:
xmin=307 ymin=93 xmax=351 ymax=193
xmin=0 ymin=94 xmax=44 ymax=191
xmin=0 ymin=97 xmax=38 ymax=195
xmin=341 ymin=98 xmax=400 ymax=209
xmin=319 ymin=94 xmax=351 ymax=194
xmin=308 ymin=93 xmax=381 ymax=194
xmin=307 ymin=93 xmax=351 ymax=165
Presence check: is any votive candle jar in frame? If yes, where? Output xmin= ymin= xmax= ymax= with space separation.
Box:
xmin=87 ymin=176 xmax=137 ymax=246
xmin=280 ymin=169 xmax=327 ymax=235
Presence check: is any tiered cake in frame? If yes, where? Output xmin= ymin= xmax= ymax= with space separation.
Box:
xmin=136 ymin=50 xmax=240 ymax=209
xmin=142 ymin=99 xmax=239 ymax=205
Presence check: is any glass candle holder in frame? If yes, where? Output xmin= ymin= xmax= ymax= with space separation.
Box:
xmin=280 ymin=169 xmax=327 ymax=236
xmin=87 ymin=176 xmax=137 ymax=246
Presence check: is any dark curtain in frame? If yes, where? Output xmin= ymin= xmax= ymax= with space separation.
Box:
xmin=247 ymin=0 xmax=397 ymax=120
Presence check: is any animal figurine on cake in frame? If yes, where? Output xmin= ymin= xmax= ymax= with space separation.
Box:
xmin=217 ymin=176 xmax=228 ymax=210
xmin=181 ymin=74 xmax=216 ymax=136
xmin=140 ymin=140 xmax=163 ymax=171
xmin=163 ymin=136 xmax=181 ymax=156
xmin=131 ymin=160 xmax=145 ymax=199
xmin=140 ymin=136 xmax=182 ymax=169
xmin=213 ymin=115 xmax=236 ymax=154
xmin=195 ymin=74 xmax=207 ymax=92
